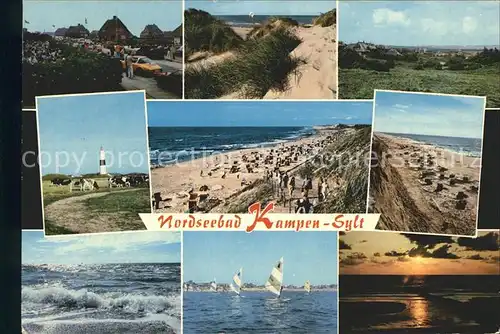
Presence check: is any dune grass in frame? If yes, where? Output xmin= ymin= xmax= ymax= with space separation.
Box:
xmin=339 ymin=65 xmax=500 ymax=107
xmin=185 ymin=28 xmax=304 ymax=99
xmin=313 ymin=9 xmax=337 ymax=27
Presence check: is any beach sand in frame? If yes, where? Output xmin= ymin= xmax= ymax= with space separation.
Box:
xmin=231 ymin=26 xmax=252 ymax=39
xmin=151 ymin=130 xmax=332 ymax=213
xmin=263 ymin=25 xmax=337 ymax=100
xmin=370 ymin=133 xmax=481 ymax=235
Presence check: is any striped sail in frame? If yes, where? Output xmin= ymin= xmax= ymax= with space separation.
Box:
xmin=210 ymin=278 xmax=217 ymax=292
xmin=229 ymin=268 xmax=243 ymax=295
xmin=265 ymin=257 xmax=284 ymax=297
xmin=304 ymin=280 xmax=311 ymax=293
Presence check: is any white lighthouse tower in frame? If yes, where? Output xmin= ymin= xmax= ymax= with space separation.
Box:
xmin=99 ymin=146 xmax=107 ymax=175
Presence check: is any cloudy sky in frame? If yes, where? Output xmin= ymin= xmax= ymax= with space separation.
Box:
xmin=148 ymin=101 xmax=373 ymax=127
xmin=186 ymin=0 xmax=335 ymax=16
xmin=339 ymin=1 xmax=500 ymax=46
xmin=339 ymin=231 xmax=499 ymax=275
xmin=373 ymin=91 xmax=486 ymax=139
xmin=22 ymin=231 xmax=181 ymax=264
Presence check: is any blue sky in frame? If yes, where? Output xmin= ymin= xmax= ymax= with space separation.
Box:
xmin=186 ymin=0 xmax=335 ymax=16
xmin=339 ymin=1 xmax=500 ymax=46
xmin=374 ymin=91 xmax=486 ymax=138
xmin=23 ymin=1 xmax=182 ymax=35
xmin=37 ymin=92 xmax=149 ymax=175
xmin=147 ymin=101 xmax=373 ymax=127
xmin=22 ymin=230 xmax=181 ymax=264
xmin=183 ymin=232 xmax=338 ymax=285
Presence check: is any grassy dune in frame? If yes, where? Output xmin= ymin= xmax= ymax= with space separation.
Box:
xmin=184 ymin=9 xmax=305 ymax=99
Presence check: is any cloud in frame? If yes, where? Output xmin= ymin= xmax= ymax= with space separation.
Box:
xmin=373 ymin=252 xmax=381 ymax=257
xmin=462 ymin=16 xmax=478 ymax=34
xmin=457 ymin=232 xmax=499 ymax=251
xmin=339 ymin=239 xmax=352 ymax=250
xmin=403 ymin=234 xmax=454 ymax=249
xmin=430 ymin=245 xmax=460 ymax=259
xmin=40 ymin=231 xmax=181 ymax=255
xmin=467 ymin=254 xmax=485 ymax=260
xmin=385 ymin=250 xmax=407 ymax=257
xmin=397 ymin=256 xmax=410 ymax=262
xmin=373 ymin=8 xmax=410 ymax=26
xmin=340 ymin=252 xmax=367 ymax=266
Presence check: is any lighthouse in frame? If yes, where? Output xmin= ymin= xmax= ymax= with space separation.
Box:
xmin=99 ymin=146 xmax=107 ymax=175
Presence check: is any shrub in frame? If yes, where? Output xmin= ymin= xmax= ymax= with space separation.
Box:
xmin=313 ymin=9 xmax=336 ymax=27
xmin=155 ymin=72 xmax=182 ymax=98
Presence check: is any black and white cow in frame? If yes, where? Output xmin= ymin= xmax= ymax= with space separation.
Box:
xmin=51 ymin=178 xmax=71 ymax=186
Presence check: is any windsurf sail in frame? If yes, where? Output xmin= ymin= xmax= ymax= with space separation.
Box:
xmin=304 ymin=280 xmax=311 ymax=293
xmin=183 ymin=283 xmax=188 ymax=291
xmin=229 ymin=268 xmax=243 ymax=295
xmin=210 ymin=278 xmax=217 ymax=292
xmin=265 ymin=257 xmax=284 ymax=297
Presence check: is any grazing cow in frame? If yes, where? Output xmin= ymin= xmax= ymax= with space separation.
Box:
xmin=51 ymin=178 xmax=71 ymax=186
xmin=82 ymin=178 xmax=95 ymax=191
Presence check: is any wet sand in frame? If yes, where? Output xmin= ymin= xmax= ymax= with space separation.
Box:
xmin=370 ymin=133 xmax=481 ymax=235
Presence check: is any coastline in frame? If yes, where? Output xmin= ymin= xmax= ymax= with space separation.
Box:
xmin=185 ymin=287 xmax=337 ymax=292
xmin=370 ymin=132 xmax=481 ymax=235
xmin=150 ymin=129 xmax=327 ymax=213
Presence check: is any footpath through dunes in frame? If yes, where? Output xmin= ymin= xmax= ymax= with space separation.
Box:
xmin=212 ymin=126 xmax=371 ymax=214
xmin=369 ymin=133 xmax=480 ymax=235
xmin=184 ymin=9 xmax=337 ymax=99
xmin=44 ymin=188 xmax=148 ymax=235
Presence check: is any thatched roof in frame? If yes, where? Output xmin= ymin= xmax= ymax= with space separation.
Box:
xmin=98 ymin=16 xmax=134 ymax=41
xmin=54 ymin=27 xmax=68 ymax=37
xmin=172 ymin=24 xmax=182 ymax=37
xmin=140 ymin=24 xmax=164 ymax=39
xmin=65 ymin=24 xmax=89 ymax=38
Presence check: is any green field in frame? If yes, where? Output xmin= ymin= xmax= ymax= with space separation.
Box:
xmin=42 ymin=180 xmax=151 ymax=235
xmin=339 ymin=65 xmax=500 ymax=108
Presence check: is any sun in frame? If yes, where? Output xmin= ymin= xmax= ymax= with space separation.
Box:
xmin=413 ymin=256 xmax=424 ymax=263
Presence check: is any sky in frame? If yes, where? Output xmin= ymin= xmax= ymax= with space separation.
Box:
xmin=183 ymin=231 xmax=338 ymax=286
xmin=339 ymin=231 xmax=500 ymax=275
xmin=147 ymin=101 xmax=373 ymax=127
xmin=37 ymin=92 xmax=150 ymax=176
xmin=22 ymin=230 xmax=181 ymax=264
xmin=339 ymin=1 xmax=500 ymax=46
xmin=23 ymin=1 xmax=182 ymax=35
xmin=373 ymin=91 xmax=485 ymax=139
xmin=186 ymin=0 xmax=335 ymax=16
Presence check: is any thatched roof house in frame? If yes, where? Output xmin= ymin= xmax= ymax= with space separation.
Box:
xmin=98 ymin=16 xmax=134 ymax=41
xmin=54 ymin=27 xmax=68 ymax=37
xmin=65 ymin=24 xmax=89 ymax=38
xmin=140 ymin=24 xmax=164 ymax=39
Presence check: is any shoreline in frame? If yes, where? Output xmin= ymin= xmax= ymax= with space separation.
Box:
xmin=150 ymin=127 xmax=337 ymax=213
xmin=370 ymin=132 xmax=481 ymax=235
xmin=185 ymin=288 xmax=337 ymax=292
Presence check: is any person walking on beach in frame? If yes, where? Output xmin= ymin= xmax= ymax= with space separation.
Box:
xmin=288 ymin=176 xmax=295 ymax=197
xmin=283 ymin=172 xmax=289 ymax=189
xmin=170 ymin=44 xmax=176 ymax=60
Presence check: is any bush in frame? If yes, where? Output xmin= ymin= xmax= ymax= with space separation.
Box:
xmin=184 ymin=8 xmax=243 ymax=55
xmin=23 ymin=50 xmax=123 ymax=107
xmin=313 ymin=9 xmax=336 ymax=27
xmin=155 ymin=72 xmax=182 ymax=98
xmin=42 ymin=174 xmax=71 ymax=181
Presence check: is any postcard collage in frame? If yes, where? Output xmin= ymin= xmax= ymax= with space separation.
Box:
xmin=21 ymin=0 xmax=499 ymax=333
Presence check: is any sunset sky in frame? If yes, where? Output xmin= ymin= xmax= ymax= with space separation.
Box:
xmin=340 ymin=231 xmax=499 ymax=275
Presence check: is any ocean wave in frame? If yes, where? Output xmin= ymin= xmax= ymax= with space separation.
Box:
xmin=22 ymin=286 xmax=180 ymax=315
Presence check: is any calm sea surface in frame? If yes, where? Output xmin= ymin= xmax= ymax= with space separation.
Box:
xmin=184 ymin=291 xmax=337 ymax=334
xmin=215 ymin=15 xmax=318 ymax=27
xmin=22 ymin=263 xmax=181 ymax=333
xmin=383 ymin=132 xmax=482 ymax=157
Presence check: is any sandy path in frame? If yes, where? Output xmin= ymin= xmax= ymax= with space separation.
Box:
xmin=371 ymin=133 xmax=480 ymax=235
xmin=44 ymin=189 xmax=145 ymax=234
xmin=263 ymin=25 xmax=337 ymax=100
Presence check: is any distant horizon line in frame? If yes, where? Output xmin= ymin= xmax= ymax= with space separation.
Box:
xmin=378 ymin=131 xmax=482 ymax=140
xmin=23 ymin=261 xmax=181 ymax=265
xmin=341 ymin=41 xmax=499 ymax=49
xmin=148 ymin=123 xmax=369 ymax=128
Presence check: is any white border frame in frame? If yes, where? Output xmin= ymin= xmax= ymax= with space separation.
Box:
xmin=365 ymin=89 xmax=488 ymax=238
xmin=34 ymin=90 xmax=154 ymax=238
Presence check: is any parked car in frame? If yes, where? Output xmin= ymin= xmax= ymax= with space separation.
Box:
xmin=120 ymin=56 xmax=162 ymax=76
